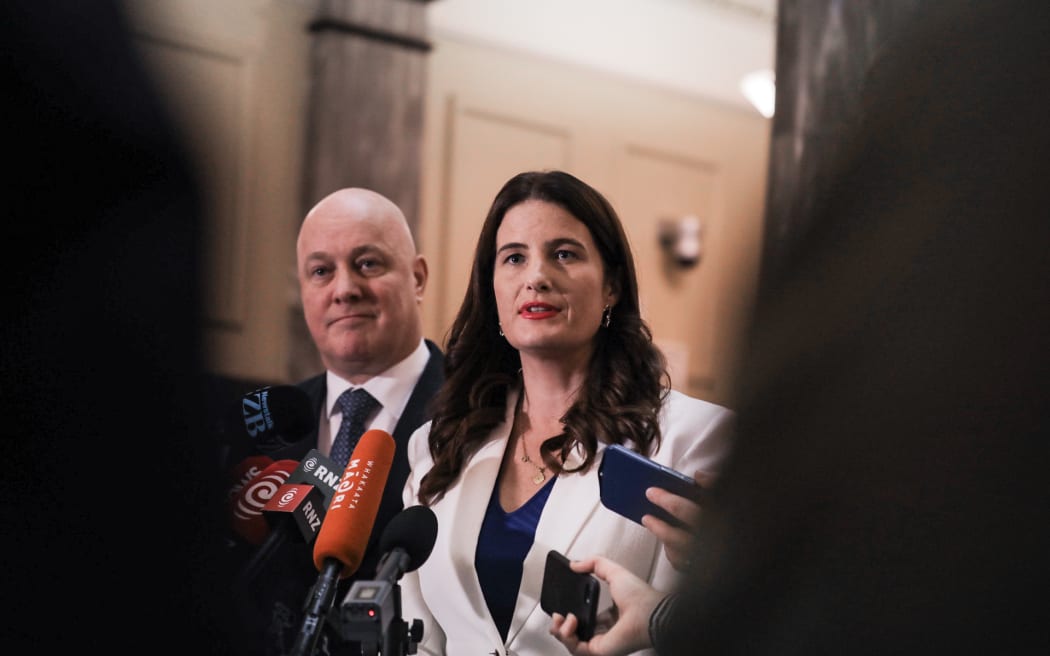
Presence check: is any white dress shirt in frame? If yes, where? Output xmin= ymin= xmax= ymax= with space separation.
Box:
xmin=318 ymin=338 xmax=430 ymax=459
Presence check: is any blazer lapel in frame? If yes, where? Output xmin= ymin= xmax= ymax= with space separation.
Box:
xmin=509 ymin=440 xmax=603 ymax=644
xmin=434 ymin=392 xmax=517 ymax=642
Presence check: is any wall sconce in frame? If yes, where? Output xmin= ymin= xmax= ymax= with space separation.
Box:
xmin=658 ymin=214 xmax=702 ymax=270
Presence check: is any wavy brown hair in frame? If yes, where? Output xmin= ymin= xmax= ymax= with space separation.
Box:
xmin=417 ymin=170 xmax=669 ymax=505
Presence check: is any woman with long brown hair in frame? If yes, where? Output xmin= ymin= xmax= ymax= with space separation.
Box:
xmin=400 ymin=170 xmax=734 ymax=656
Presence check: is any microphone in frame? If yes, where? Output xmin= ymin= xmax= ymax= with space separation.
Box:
xmin=259 ymin=449 xmax=341 ymax=544
xmin=373 ymin=505 xmax=438 ymax=584
xmin=230 ymin=458 xmax=298 ymax=545
xmin=263 ymin=483 xmax=326 ymax=541
xmin=285 ymin=448 xmax=343 ymax=507
xmin=288 ymin=429 xmax=396 ymax=656
xmin=224 ymin=454 xmax=275 ymax=548
xmin=240 ymin=385 xmax=315 ymax=452
xmin=225 ymin=454 xmax=275 ymax=504
xmin=232 ymin=449 xmax=342 ymax=590
xmin=337 ymin=505 xmax=438 ymax=649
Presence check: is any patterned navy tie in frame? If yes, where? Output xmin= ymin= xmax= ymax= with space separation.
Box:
xmin=330 ymin=388 xmax=380 ymax=470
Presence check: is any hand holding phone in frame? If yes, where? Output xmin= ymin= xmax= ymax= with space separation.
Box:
xmin=540 ymin=550 xmax=599 ymax=641
xmin=598 ymin=444 xmax=705 ymax=528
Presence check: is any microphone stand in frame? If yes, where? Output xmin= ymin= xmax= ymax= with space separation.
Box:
xmin=287 ymin=559 xmax=343 ymax=656
xmin=337 ymin=551 xmax=423 ymax=655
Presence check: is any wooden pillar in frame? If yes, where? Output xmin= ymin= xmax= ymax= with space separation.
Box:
xmin=301 ymin=0 xmax=432 ymax=230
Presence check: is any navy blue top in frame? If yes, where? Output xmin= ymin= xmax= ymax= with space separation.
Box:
xmin=474 ymin=476 xmax=556 ymax=640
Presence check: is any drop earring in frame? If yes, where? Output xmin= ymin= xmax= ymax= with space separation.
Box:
xmin=499 ymin=323 xmax=504 ymax=337
xmin=602 ymin=305 xmax=612 ymax=328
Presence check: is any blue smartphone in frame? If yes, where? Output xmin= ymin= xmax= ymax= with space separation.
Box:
xmin=598 ymin=444 xmax=705 ymax=528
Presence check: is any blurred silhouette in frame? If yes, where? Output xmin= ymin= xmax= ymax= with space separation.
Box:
xmin=552 ymin=3 xmax=1049 ymax=655
xmin=3 ymin=0 xmax=233 ymax=651
xmin=664 ymin=3 xmax=1050 ymax=654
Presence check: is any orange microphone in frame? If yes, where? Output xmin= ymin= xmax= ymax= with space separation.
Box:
xmin=289 ymin=429 xmax=396 ymax=656
xmin=312 ymin=429 xmax=396 ymax=577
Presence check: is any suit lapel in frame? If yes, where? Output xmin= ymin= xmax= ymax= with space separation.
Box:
xmin=391 ymin=339 xmax=444 ymax=444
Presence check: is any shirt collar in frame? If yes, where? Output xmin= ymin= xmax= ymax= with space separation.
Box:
xmin=324 ymin=339 xmax=430 ymax=425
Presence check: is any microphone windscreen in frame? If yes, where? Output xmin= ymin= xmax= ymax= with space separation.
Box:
xmin=378 ymin=505 xmax=438 ymax=573
xmin=231 ymin=458 xmax=297 ymax=545
xmin=241 ymin=385 xmax=315 ymax=448
xmin=312 ymin=429 xmax=395 ymax=577
xmin=226 ymin=455 xmax=274 ymax=503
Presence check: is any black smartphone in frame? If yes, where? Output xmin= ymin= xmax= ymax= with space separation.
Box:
xmin=598 ymin=444 xmax=705 ymax=528
xmin=540 ymin=550 xmax=599 ymax=641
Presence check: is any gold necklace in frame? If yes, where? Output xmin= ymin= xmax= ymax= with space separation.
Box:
xmin=520 ymin=438 xmax=548 ymax=485
xmin=516 ymin=384 xmax=552 ymax=484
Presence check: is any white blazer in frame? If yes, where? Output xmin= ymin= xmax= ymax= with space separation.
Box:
xmin=399 ymin=388 xmax=734 ymax=656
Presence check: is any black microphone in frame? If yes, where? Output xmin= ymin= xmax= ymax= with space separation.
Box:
xmin=240 ymin=385 xmax=315 ymax=452
xmin=373 ymin=505 xmax=438 ymax=584
xmin=337 ymin=505 xmax=438 ymax=651
xmin=233 ymin=449 xmax=342 ymax=591
xmin=284 ymin=448 xmax=343 ymax=507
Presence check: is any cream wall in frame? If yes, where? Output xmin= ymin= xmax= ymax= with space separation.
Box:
xmin=122 ymin=1 xmax=770 ymax=406
xmin=419 ymin=36 xmax=770 ymax=405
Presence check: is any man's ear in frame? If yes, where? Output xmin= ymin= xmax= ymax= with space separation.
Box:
xmin=413 ymin=254 xmax=429 ymax=300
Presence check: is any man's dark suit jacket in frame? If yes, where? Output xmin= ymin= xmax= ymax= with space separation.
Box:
xmin=231 ymin=339 xmax=445 ymax=655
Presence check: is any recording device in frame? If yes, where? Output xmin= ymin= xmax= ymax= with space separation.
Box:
xmin=540 ymin=550 xmax=600 ymax=641
xmin=598 ymin=444 xmax=705 ymax=529
xmin=230 ymin=458 xmax=298 ymax=545
xmin=338 ymin=505 xmax=438 ymax=653
xmin=240 ymin=384 xmax=315 ymax=452
xmin=288 ymin=429 xmax=396 ymax=656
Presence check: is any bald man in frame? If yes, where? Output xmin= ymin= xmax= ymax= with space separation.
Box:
xmin=298 ymin=188 xmax=432 ymax=383
xmin=230 ymin=188 xmax=445 ymax=656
